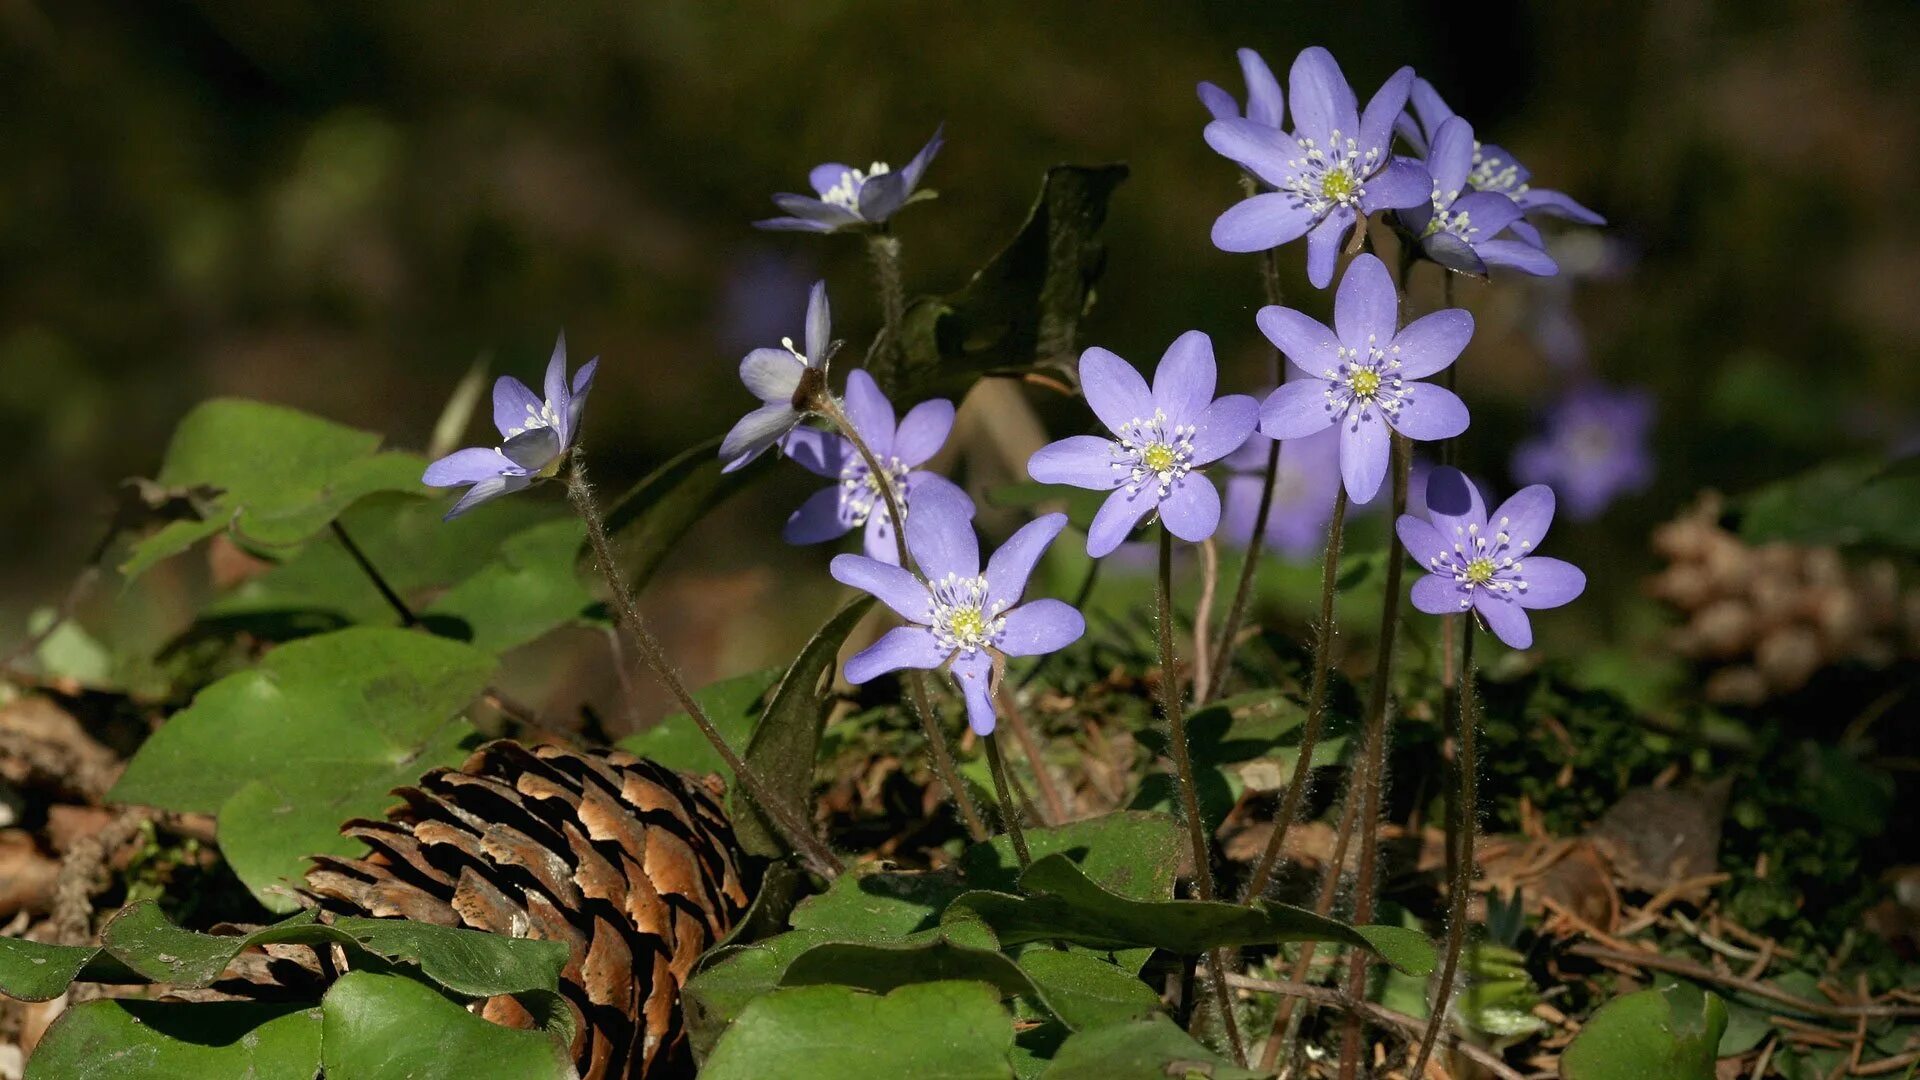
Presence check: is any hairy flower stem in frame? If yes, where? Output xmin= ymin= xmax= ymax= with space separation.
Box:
xmin=1257 ymin=792 xmax=1360 ymax=1073
xmin=865 ymin=231 xmax=908 ymax=388
xmin=1409 ymin=623 xmax=1479 ymax=1079
xmin=1159 ymin=528 xmax=1245 ymax=1065
xmin=1236 ymin=486 xmax=1349 ymax=904
xmin=982 ymin=733 xmax=1031 ymax=867
xmin=815 ymin=392 xmax=990 ymax=843
xmin=998 ymin=687 xmax=1067 ymax=825
xmin=1336 ymin=433 xmax=1413 ymax=1080
xmin=1203 ymin=245 xmax=1287 ymax=705
xmin=566 ymin=456 xmax=843 ymax=878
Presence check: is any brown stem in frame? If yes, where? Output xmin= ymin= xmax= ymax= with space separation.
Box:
xmin=983 ymin=732 xmax=1031 ymax=867
xmin=566 ymin=455 xmax=843 ymax=878
xmin=1220 ymin=972 xmax=1525 ymax=1080
xmin=1336 ymin=432 xmax=1412 ymax=1080
xmin=1258 ymin=778 xmax=1361 ymax=1073
xmin=1409 ymin=621 xmax=1479 ymax=1078
xmin=1565 ymin=943 xmax=1920 ymax=1020
xmin=814 ymin=392 xmax=989 ymax=842
xmin=1239 ymin=487 xmax=1349 ymax=903
xmin=998 ymin=686 xmax=1067 ymax=825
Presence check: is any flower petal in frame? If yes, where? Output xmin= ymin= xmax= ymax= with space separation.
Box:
xmin=948 ymin=650 xmax=999 ymax=736
xmin=1257 ymin=306 xmax=1341 ymax=377
xmin=1490 ymin=485 xmax=1556 ymax=553
xmin=543 ymin=334 xmax=571 ymax=433
xmin=1473 ymin=593 xmax=1533 ymax=649
xmin=810 ymin=163 xmax=852 ymax=194
xmin=1197 ymin=80 xmax=1238 ymax=121
xmin=1515 ymin=556 xmax=1585 ymax=610
xmin=1395 ymin=515 xmax=1453 ymax=570
xmin=1339 ymin=411 xmax=1390 ymax=504
xmin=1506 ymin=219 xmax=1546 ymax=249
xmin=424 ymin=447 xmax=512 ymax=487
xmin=1305 ymin=209 xmax=1351 ymax=290
xmin=1408 ymin=78 xmax=1454 ymax=138
xmin=1479 ymin=239 xmax=1559 ymax=277
xmin=1159 ymin=476 xmax=1222 ymax=542
xmin=720 ymin=402 xmax=799 ymax=473
xmin=444 ymin=474 xmax=531 ymax=520
xmin=900 ymin=125 xmax=945 ymax=192
xmin=1427 ymin=116 xmax=1475 ymax=199
xmin=804 ymin=280 xmax=832 ymax=364
xmin=1389 ymin=383 xmax=1470 ymax=442
xmin=1260 ymin=379 xmax=1339 ymax=439
xmin=1358 ymin=65 xmax=1414 ymax=154
xmin=1203 ymin=118 xmax=1295 ymax=189
xmin=1390 ymin=309 xmax=1474 ymax=380
xmin=892 ymin=398 xmax=955 ymax=467
xmin=831 ymin=554 xmax=932 ymax=623
xmin=781 ymin=426 xmax=853 ymax=478
xmin=904 ymin=481 xmax=979 ymax=580
xmin=1238 ymin=48 xmax=1285 ymax=127
xmin=741 ymin=347 xmax=804 ymax=403
xmin=840 ymin=368 xmax=897 ymax=452
xmin=845 ymin=626 xmax=948 ymax=684
xmin=784 ymin=485 xmax=855 ymax=546
xmin=1359 ymin=156 xmax=1433 ymax=213
xmin=1410 ymin=572 xmax=1467 ymax=615
xmin=754 ymin=215 xmax=837 ymax=233
xmin=1078 ymin=347 xmax=1155 ymax=435
xmin=1086 ymin=487 xmax=1157 ymax=558
xmin=501 ymin=427 xmax=562 ymax=472
xmin=566 ymin=357 xmax=599 ymax=442
xmin=1335 ymin=252 xmax=1398 ymax=350
xmin=1422 ymin=232 xmax=1488 ymax=276
xmin=984 ymin=513 xmax=1069 ymax=610
xmin=1152 ymin=330 xmax=1216 ymax=426
xmin=1423 ymin=466 xmax=1487 ymax=540
xmin=492 ymin=376 xmax=542 ymax=439
xmin=1517 ymin=188 xmax=1605 ymax=225
xmin=863 ymin=510 xmax=901 ymax=565
xmin=772 ymin=194 xmax=862 ymax=229
xmin=998 ymin=598 xmax=1086 ymax=657
xmin=1288 ymin=46 xmax=1358 ymax=142
xmin=1029 ymin=436 xmax=1122 ymax=491
xmin=1211 ymin=192 xmax=1318 ymax=253
xmin=1189 ymin=394 xmax=1260 ymax=465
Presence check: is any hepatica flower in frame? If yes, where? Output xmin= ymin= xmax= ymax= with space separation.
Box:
xmin=720 ymin=280 xmax=832 ymax=472
xmin=1511 ymin=383 xmax=1655 ymax=521
xmin=754 ymin=127 xmax=944 ymax=234
xmin=422 ymin=336 xmax=597 ymax=519
xmin=1398 ymin=77 xmax=1604 ymax=239
xmin=1257 ymin=253 xmax=1471 ymax=503
xmin=1028 ymin=332 xmax=1258 ymax=558
xmin=1220 ymin=425 xmax=1343 ymax=558
xmin=1197 ymin=48 xmax=1285 ymax=126
xmin=1397 ymin=115 xmax=1556 ymax=277
xmin=1204 ymin=46 xmax=1429 ymax=288
xmin=782 ymin=369 xmax=965 ymax=563
xmin=833 ymin=484 xmax=1084 ymax=735
xmin=1398 ymin=466 xmax=1586 ymax=649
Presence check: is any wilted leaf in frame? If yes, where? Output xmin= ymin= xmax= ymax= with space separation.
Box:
xmin=702 ymin=981 xmax=1015 ymax=1080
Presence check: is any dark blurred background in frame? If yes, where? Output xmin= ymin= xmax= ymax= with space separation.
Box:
xmin=4 ymin=0 xmax=1918 ymax=684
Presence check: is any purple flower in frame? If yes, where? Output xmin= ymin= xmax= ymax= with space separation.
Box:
xmin=1197 ymin=48 xmax=1285 ymax=126
xmin=1397 ymin=78 xmax=1605 ymax=235
xmin=1027 ymin=332 xmax=1259 ymax=558
xmin=1511 ymin=383 xmax=1655 ymax=521
xmin=1203 ymin=47 xmax=1430 ymax=288
xmin=832 ymin=484 xmax=1084 ymax=735
xmin=1220 ymin=425 xmax=1342 ymax=558
xmin=1257 ymin=253 xmax=1472 ymax=503
xmin=1398 ymin=466 xmax=1586 ymax=649
xmin=422 ymin=335 xmax=597 ymax=519
xmin=781 ymin=369 xmax=967 ymax=564
xmin=1396 ymin=114 xmax=1557 ymax=278
xmin=720 ymin=280 xmax=832 ymax=473
xmin=754 ymin=127 xmax=945 ymax=234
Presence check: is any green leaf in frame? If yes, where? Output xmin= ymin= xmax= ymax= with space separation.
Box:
xmin=788 ymin=867 xmax=967 ymax=939
xmin=1559 ymin=984 xmax=1728 ymax=1080
xmin=732 ymin=596 xmax=876 ymax=858
xmin=1038 ymin=1015 xmax=1266 ymax=1079
xmin=1738 ymin=457 xmax=1920 ymax=550
xmin=960 ymin=811 xmax=1183 ymax=902
xmin=421 ymin=517 xmax=597 ymax=653
xmin=1015 ymin=950 xmax=1160 ymax=1031
xmin=947 ymin=854 xmax=1434 ymax=974
xmin=324 ymin=916 xmax=569 ymax=997
xmin=123 ymin=399 xmax=426 ymax=580
xmin=595 ymin=433 xmax=767 ymax=592
xmin=781 ymin=937 xmax=1035 ymax=1000
xmin=702 ymin=981 xmax=1015 ymax=1080
xmin=0 ymin=938 xmax=115 ymax=1002
xmin=25 ymin=1001 xmax=322 ymax=1080
xmin=109 ymin=628 xmax=493 ymax=908
xmin=898 ymin=164 xmax=1128 ymax=398
xmin=616 ymin=668 xmax=780 ymax=776
xmin=682 ymin=930 xmax=833 ymax=1062
xmin=320 ymin=971 xmax=571 ymax=1080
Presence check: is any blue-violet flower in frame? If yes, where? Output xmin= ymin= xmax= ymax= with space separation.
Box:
xmin=720 ymin=280 xmax=832 ymax=472
xmin=754 ymin=127 xmax=944 ymax=234
xmin=1197 ymin=48 xmax=1285 ymax=127
xmin=1220 ymin=425 xmax=1343 ymax=558
xmin=1511 ymin=382 xmax=1654 ymax=521
xmin=1397 ymin=114 xmax=1556 ymax=277
xmin=833 ymin=484 xmax=1084 ymax=735
xmin=422 ymin=335 xmax=597 ymax=519
xmin=1397 ymin=77 xmax=1604 ymax=240
xmin=1257 ymin=253 xmax=1472 ymax=503
xmin=1028 ymin=331 xmax=1259 ymax=557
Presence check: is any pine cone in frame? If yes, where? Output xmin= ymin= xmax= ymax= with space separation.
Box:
xmin=305 ymin=740 xmax=755 ymax=1079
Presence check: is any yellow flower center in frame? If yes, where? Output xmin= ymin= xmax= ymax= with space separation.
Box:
xmin=1348 ymin=368 xmax=1381 ymax=401
xmin=1465 ymin=557 xmax=1496 ymax=585
xmin=1321 ymin=169 xmax=1356 ymax=202
xmin=1142 ymin=443 xmax=1178 ymax=474
xmin=948 ymin=606 xmax=987 ymax=642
